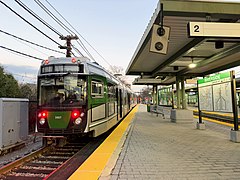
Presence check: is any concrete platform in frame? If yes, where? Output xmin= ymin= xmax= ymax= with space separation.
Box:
xmin=108 ymin=105 xmax=240 ymax=180
xmin=70 ymin=104 xmax=240 ymax=179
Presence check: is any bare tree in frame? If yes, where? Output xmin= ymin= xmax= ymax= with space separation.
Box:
xmin=140 ymin=86 xmax=152 ymax=104
xmin=110 ymin=65 xmax=124 ymax=75
xmin=109 ymin=65 xmax=129 ymax=86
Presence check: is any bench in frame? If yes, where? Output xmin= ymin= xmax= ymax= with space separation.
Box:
xmin=150 ymin=105 xmax=165 ymax=118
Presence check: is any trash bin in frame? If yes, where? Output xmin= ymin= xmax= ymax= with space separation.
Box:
xmin=147 ymin=104 xmax=150 ymax=112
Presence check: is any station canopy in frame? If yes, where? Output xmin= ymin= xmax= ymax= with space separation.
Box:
xmin=126 ymin=0 xmax=240 ymax=85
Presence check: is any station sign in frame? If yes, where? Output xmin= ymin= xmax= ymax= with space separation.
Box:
xmin=197 ymin=71 xmax=233 ymax=113
xmin=133 ymin=78 xmax=163 ymax=85
xmin=188 ymin=22 xmax=240 ymax=38
xmin=197 ymin=72 xmax=231 ymax=87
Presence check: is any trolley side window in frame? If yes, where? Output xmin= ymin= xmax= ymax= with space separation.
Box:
xmin=107 ymin=83 xmax=116 ymax=116
xmin=91 ymin=80 xmax=104 ymax=98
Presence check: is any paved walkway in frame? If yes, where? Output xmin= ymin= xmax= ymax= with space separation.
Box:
xmin=110 ymin=104 xmax=240 ymax=180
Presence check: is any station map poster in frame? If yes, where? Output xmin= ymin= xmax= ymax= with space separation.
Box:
xmin=198 ymin=72 xmax=232 ymax=112
xmin=198 ymin=85 xmax=213 ymax=111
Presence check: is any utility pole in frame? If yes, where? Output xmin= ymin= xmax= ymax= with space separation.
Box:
xmin=59 ymin=35 xmax=78 ymax=57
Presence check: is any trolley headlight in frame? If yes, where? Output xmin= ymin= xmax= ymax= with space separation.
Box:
xmin=74 ymin=117 xmax=82 ymax=125
xmin=39 ymin=118 xmax=46 ymax=125
xmin=80 ymin=112 xmax=85 ymax=117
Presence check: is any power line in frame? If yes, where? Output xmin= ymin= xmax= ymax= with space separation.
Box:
xmin=0 ymin=45 xmax=44 ymax=61
xmin=11 ymin=73 xmax=36 ymax=80
xmin=71 ymin=44 xmax=84 ymax=57
xmin=76 ymin=40 xmax=96 ymax=61
xmin=34 ymin=0 xmax=74 ymax=35
xmin=0 ymin=0 xmax=61 ymax=46
xmin=34 ymin=0 xmax=94 ymax=60
xmin=71 ymin=51 xmax=77 ymax=57
xmin=38 ymin=0 xmax=96 ymax=61
xmin=15 ymin=0 xmax=62 ymax=37
xmin=44 ymin=0 xmax=112 ymax=66
xmin=14 ymin=37 xmax=49 ymax=56
xmin=0 ymin=29 xmax=65 ymax=55
xmin=13 ymin=0 xmax=81 ymax=58
xmin=44 ymin=0 xmax=97 ymax=56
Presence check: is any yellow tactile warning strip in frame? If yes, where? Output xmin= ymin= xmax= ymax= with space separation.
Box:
xmin=193 ymin=109 xmax=240 ymax=128
xmin=68 ymin=105 xmax=139 ymax=180
xmin=193 ymin=115 xmax=239 ymax=128
xmin=193 ymin=110 xmax=240 ymax=118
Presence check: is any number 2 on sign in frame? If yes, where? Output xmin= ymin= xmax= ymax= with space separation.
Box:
xmin=194 ymin=25 xmax=200 ymax=32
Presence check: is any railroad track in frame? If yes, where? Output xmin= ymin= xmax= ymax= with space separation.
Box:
xmin=193 ymin=110 xmax=239 ymax=123
xmin=0 ymin=141 xmax=88 ymax=180
xmin=0 ymin=129 xmax=113 ymax=180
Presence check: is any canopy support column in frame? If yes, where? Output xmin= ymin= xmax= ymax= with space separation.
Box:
xmin=176 ymin=76 xmax=181 ymax=109
xmin=181 ymin=77 xmax=187 ymax=109
xmin=153 ymin=85 xmax=158 ymax=105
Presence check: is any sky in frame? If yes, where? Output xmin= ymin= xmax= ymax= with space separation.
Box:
xmin=0 ymin=0 xmax=240 ymax=92
xmin=0 ymin=0 xmax=159 ymax=92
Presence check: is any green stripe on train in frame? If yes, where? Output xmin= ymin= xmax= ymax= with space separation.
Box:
xmin=48 ymin=111 xmax=71 ymax=129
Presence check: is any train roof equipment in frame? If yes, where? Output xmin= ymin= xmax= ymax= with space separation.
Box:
xmin=39 ymin=56 xmax=125 ymax=87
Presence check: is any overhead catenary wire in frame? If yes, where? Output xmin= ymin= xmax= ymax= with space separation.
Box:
xmin=14 ymin=38 xmax=49 ymax=56
xmin=0 ymin=45 xmax=44 ymax=61
xmin=0 ymin=0 xmax=62 ymax=47
xmin=76 ymin=40 xmax=95 ymax=60
xmin=42 ymin=0 xmax=110 ymax=63
xmin=70 ymin=50 xmax=77 ymax=58
xmin=1 ymin=0 xmax=112 ymax=69
xmin=34 ymin=0 xmax=74 ymax=35
xmin=10 ymin=73 xmax=37 ymax=80
xmin=15 ymin=0 xmax=62 ymax=37
xmin=44 ymin=0 xmax=112 ymax=67
xmin=0 ymin=29 xmax=65 ymax=55
xmin=5 ymin=72 xmax=37 ymax=83
xmin=34 ymin=0 xmax=95 ymax=60
xmin=13 ymin=0 xmax=83 ymax=58
xmin=71 ymin=44 xmax=84 ymax=57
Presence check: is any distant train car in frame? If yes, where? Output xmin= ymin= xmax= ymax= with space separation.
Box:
xmin=36 ymin=56 xmax=137 ymax=137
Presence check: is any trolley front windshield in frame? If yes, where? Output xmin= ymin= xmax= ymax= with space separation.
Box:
xmin=38 ymin=75 xmax=86 ymax=107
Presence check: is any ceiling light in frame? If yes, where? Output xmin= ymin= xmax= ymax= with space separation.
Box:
xmin=189 ymin=57 xmax=197 ymax=68
xmin=189 ymin=63 xmax=197 ymax=68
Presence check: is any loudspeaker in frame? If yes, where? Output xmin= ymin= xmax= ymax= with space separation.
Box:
xmin=150 ymin=24 xmax=170 ymax=54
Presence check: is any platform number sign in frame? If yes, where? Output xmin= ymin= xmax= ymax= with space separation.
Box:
xmin=188 ymin=22 xmax=240 ymax=38
xmin=188 ymin=22 xmax=205 ymax=37
xmin=193 ymin=25 xmax=200 ymax=33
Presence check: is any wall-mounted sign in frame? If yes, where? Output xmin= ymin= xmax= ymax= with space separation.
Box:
xmin=188 ymin=22 xmax=240 ymax=38
xmin=197 ymin=72 xmax=233 ymax=112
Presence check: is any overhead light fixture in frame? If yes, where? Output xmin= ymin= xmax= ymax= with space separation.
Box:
xmin=188 ymin=58 xmax=197 ymax=68
xmin=189 ymin=63 xmax=197 ymax=68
